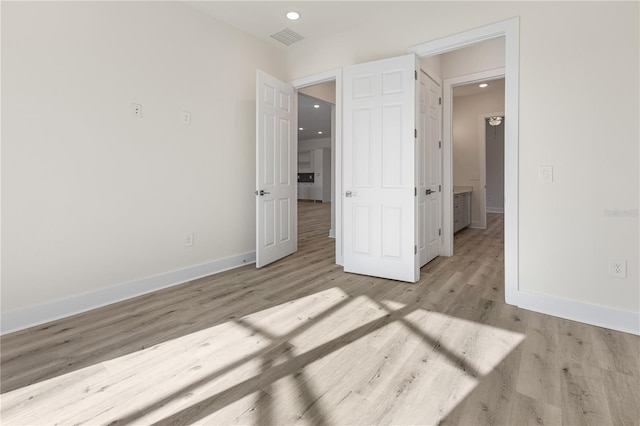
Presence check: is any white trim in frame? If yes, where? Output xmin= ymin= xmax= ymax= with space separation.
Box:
xmin=410 ymin=17 xmax=518 ymax=305
xmin=514 ymin=291 xmax=640 ymax=336
xmin=1 ymin=252 xmax=256 ymax=335
xmin=290 ymin=69 xmax=337 ymax=88
xmin=291 ymin=68 xmax=343 ymax=265
xmin=408 ymin=19 xmax=514 ymax=57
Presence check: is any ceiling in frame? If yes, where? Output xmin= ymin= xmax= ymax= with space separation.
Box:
xmin=453 ymin=78 xmax=505 ymax=98
xmin=185 ymin=2 xmax=502 ymax=135
xmin=298 ymin=93 xmax=332 ymax=140
xmin=185 ymin=1 xmax=393 ymax=48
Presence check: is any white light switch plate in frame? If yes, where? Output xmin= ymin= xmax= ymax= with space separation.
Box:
xmin=539 ymin=165 xmax=553 ymax=183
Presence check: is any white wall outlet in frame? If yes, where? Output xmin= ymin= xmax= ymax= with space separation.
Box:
xmin=609 ymin=258 xmax=627 ymax=278
xmin=131 ymin=103 xmax=142 ymax=119
xmin=539 ymin=165 xmax=553 ymax=183
xmin=184 ymin=232 xmax=194 ymax=247
xmin=181 ymin=111 xmax=191 ymax=125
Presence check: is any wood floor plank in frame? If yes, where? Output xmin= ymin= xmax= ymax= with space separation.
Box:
xmin=1 ymin=204 xmax=638 ymax=425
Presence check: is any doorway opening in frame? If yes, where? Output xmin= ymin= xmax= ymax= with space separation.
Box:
xmin=451 ymin=78 xmax=505 ymax=232
xmin=291 ymin=69 xmax=342 ymax=265
xmin=409 ymin=17 xmax=519 ymax=305
xmin=296 ymin=88 xmax=334 ymax=251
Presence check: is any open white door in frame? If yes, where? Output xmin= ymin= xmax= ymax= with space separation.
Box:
xmin=419 ymin=70 xmax=443 ymax=266
xmin=343 ymin=54 xmax=419 ymax=283
xmin=256 ymin=70 xmax=297 ymax=268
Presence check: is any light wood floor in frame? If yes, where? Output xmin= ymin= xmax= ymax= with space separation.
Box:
xmin=1 ymin=201 xmax=639 ymax=425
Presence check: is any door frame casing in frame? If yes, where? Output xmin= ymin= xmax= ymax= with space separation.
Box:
xmin=408 ymin=17 xmax=519 ymax=305
xmin=290 ymin=69 xmax=343 ymax=265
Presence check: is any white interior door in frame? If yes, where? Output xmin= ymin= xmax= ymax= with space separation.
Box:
xmin=256 ymin=70 xmax=297 ymax=268
xmin=419 ymin=70 xmax=443 ymax=266
xmin=343 ymin=54 xmax=419 ymax=283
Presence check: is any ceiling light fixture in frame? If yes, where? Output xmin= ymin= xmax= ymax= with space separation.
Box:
xmin=299 ymin=127 xmax=304 ymax=130
xmin=488 ymin=116 xmax=503 ymax=126
xmin=318 ymin=131 xmax=323 ymax=134
xmin=286 ymin=11 xmax=300 ymax=20
xmin=313 ymin=104 xmax=320 ymax=109
xmin=479 ymin=83 xmax=489 ymax=88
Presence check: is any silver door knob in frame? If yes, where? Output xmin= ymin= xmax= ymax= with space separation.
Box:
xmin=426 ymin=189 xmax=434 ymax=195
xmin=255 ymin=190 xmax=271 ymax=196
xmin=345 ymin=191 xmax=356 ymax=198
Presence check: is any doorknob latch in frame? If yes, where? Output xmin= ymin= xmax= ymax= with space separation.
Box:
xmin=255 ymin=190 xmax=271 ymax=196
xmin=426 ymin=189 xmax=434 ymax=195
xmin=345 ymin=191 xmax=356 ymax=198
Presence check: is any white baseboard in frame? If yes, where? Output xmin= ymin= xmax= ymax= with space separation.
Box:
xmin=4 ymin=251 xmax=637 ymax=337
xmin=487 ymin=206 xmax=504 ymax=213
xmin=507 ymin=289 xmax=640 ymax=336
xmin=1 ymin=252 xmax=256 ymax=335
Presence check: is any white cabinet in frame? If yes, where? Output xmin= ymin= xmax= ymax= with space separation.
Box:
xmin=298 ymin=149 xmax=330 ymax=202
xmin=298 ymin=151 xmax=313 ymax=173
xmin=298 ymin=183 xmax=313 ymax=200
xmin=453 ymin=191 xmax=471 ymax=233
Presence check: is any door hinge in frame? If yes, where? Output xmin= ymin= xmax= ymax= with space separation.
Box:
xmin=439 ymin=229 xmax=442 ymax=236
xmin=415 ymin=187 xmax=417 ymax=196
xmin=415 ymin=245 xmax=417 ymax=255
xmin=439 ymin=141 xmax=442 ymax=148
xmin=414 ymin=128 xmax=417 ymax=138
xmin=415 ymin=70 xmax=418 ymax=80
xmin=439 ymin=97 xmax=442 ymax=105
xmin=439 ymin=185 xmax=442 ymax=192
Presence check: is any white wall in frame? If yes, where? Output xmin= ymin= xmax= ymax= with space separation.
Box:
xmin=452 ymin=89 xmax=505 ymax=226
xmin=1 ymin=2 xmax=286 ymax=315
xmin=299 ymin=81 xmax=336 ymax=104
xmin=420 ymin=54 xmax=441 ymax=77
xmin=286 ymin=2 xmax=639 ymax=316
xmin=299 ymin=137 xmax=331 ymax=152
xmin=440 ymin=37 xmax=505 ymax=79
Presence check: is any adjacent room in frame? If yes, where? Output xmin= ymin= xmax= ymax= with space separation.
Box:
xmin=1 ymin=1 xmax=638 ymax=425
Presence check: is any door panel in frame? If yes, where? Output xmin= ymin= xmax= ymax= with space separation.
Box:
xmin=256 ymin=71 xmax=297 ymax=268
xmin=419 ymin=70 xmax=443 ymax=266
xmin=343 ymin=54 xmax=418 ymax=283
xmin=426 ymin=73 xmax=442 ymax=263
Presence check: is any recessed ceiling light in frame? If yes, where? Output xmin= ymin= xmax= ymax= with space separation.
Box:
xmin=318 ymin=131 xmax=323 ymax=134
xmin=479 ymin=83 xmax=489 ymax=88
xmin=286 ymin=11 xmax=300 ymax=20
xmin=313 ymin=104 xmax=320 ymax=109
xmin=299 ymin=127 xmax=304 ymax=130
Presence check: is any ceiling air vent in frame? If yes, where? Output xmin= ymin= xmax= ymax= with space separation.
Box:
xmin=270 ymin=28 xmax=305 ymax=46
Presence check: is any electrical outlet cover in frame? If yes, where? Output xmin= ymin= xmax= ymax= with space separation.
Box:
xmin=609 ymin=258 xmax=627 ymax=278
xmin=131 ymin=103 xmax=142 ymax=118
